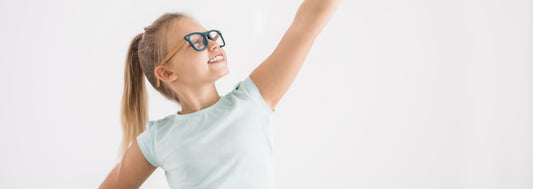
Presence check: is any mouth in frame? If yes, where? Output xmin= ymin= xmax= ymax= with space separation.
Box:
xmin=208 ymin=53 xmax=224 ymax=64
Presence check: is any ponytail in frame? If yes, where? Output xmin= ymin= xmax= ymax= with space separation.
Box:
xmin=118 ymin=33 xmax=149 ymax=161
xmin=116 ymin=12 xmax=188 ymax=161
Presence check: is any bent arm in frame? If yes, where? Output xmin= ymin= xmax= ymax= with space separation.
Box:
xmin=99 ymin=140 xmax=156 ymax=189
xmin=250 ymin=0 xmax=341 ymax=110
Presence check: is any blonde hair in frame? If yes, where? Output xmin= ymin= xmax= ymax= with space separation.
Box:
xmin=119 ymin=13 xmax=187 ymax=161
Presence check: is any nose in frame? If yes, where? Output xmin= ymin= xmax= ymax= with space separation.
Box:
xmin=207 ymin=39 xmax=220 ymax=51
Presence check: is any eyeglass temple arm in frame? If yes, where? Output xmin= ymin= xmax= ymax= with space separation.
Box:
xmin=160 ymin=39 xmax=187 ymax=66
xmin=156 ymin=39 xmax=187 ymax=87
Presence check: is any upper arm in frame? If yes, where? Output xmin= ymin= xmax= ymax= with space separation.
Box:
xmin=99 ymin=140 xmax=157 ymax=189
xmin=249 ymin=22 xmax=319 ymax=111
xmin=250 ymin=0 xmax=340 ymax=111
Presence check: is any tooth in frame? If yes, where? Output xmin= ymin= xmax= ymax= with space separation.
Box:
xmin=208 ymin=55 xmax=223 ymax=63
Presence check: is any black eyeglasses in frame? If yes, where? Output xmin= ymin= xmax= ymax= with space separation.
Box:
xmin=184 ymin=30 xmax=225 ymax=51
xmin=160 ymin=30 xmax=225 ymax=64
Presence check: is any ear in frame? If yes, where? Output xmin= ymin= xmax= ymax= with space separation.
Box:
xmin=154 ymin=65 xmax=178 ymax=83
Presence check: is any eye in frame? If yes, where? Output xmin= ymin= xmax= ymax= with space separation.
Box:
xmin=192 ymin=39 xmax=203 ymax=47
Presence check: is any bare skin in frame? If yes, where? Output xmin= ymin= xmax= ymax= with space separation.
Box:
xmin=155 ymin=18 xmax=230 ymax=115
xmin=251 ymin=0 xmax=341 ymax=110
xmin=99 ymin=0 xmax=341 ymax=188
xmin=99 ymin=140 xmax=156 ymax=189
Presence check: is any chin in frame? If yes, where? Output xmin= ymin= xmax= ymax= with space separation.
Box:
xmin=219 ymin=68 xmax=230 ymax=78
xmin=211 ymin=68 xmax=229 ymax=81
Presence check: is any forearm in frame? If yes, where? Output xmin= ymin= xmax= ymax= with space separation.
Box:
xmin=292 ymin=0 xmax=341 ymax=36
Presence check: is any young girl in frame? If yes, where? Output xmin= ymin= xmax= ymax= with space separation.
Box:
xmin=100 ymin=0 xmax=340 ymax=188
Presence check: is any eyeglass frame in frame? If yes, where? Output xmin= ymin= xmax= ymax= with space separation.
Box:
xmin=157 ymin=29 xmax=226 ymax=87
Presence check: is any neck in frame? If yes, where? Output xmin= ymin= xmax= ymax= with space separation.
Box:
xmin=174 ymin=82 xmax=220 ymax=115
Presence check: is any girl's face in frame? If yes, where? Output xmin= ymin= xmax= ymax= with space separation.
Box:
xmin=161 ymin=18 xmax=228 ymax=86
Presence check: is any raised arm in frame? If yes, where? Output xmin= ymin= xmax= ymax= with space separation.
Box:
xmin=250 ymin=0 xmax=341 ymax=110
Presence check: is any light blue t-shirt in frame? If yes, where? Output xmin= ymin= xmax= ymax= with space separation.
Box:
xmin=137 ymin=76 xmax=276 ymax=189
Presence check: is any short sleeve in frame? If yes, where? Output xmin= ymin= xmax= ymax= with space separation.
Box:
xmin=233 ymin=76 xmax=275 ymax=115
xmin=136 ymin=120 xmax=160 ymax=167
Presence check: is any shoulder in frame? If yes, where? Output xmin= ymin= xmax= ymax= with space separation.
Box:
xmin=147 ymin=114 xmax=176 ymax=128
xmin=230 ymin=76 xmax=263 ymax=99
xmin=229 ymin=76 xmax=275 ymax=115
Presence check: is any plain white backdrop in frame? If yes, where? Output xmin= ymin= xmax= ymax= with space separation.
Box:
xmin=0 ymin=0 xmax=531 ymax=188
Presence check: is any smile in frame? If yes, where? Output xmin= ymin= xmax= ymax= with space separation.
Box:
xmin=208 ymin=55 xmax=224 ymax=64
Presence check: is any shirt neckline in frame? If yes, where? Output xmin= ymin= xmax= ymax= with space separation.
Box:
xmin=173 ymin=95 xmax=225 ymax=119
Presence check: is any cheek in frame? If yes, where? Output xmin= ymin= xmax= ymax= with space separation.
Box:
xmin=181 ymin=54 xmax=208 ymax=72
xmin=183 ymin=49 xmax=208 ymax=63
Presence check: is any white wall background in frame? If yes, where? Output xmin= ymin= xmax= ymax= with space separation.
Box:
xmin=0 ymin=0 xmax=531 ymax=188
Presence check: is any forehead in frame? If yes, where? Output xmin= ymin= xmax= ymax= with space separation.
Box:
xmin=165 ymin=18 xmax=206 ymax=45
